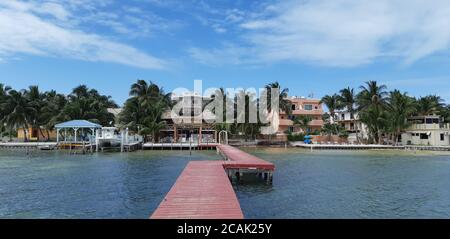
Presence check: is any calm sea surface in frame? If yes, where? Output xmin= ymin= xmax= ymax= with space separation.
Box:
xmin=1 ymin=148 xmax=450 ymax=218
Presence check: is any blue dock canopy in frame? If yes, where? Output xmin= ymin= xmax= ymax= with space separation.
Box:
xmin=55 ymin=120 xmax=102 ymax=129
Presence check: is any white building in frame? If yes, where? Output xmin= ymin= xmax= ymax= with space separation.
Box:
xmin=401 ymin=116 xmax=450 ymax=146
xmin=335 ymin=110 xmax=369 ymax=143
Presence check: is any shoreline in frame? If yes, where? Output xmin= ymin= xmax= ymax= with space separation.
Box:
xmin=1 ymin=141 xmax=450 ymax=152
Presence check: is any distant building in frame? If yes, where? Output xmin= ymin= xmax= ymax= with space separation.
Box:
xmin=160 ymin=92 xmax=217 ymax=143
xmin=277 ymin=97 xmax=324 ymax=139
xmin=335 ymin=110 xmax=369 ymax=143
xmin=401 ymin=115 xmax=450 ymax=146
xmin=17 ymin=127 xmax=57 ymax=141
xmin=107 ymin=108 xmax=122 ymax=126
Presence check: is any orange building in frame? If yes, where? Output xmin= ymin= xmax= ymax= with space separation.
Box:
xmin=17 ymin=127 xmax=57 ymax=141
xmin=278 ymin=97 xmax=324 ymax=135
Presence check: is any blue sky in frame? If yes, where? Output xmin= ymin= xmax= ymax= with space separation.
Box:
xmin=1 ymin=0 xmax=450 ymax=105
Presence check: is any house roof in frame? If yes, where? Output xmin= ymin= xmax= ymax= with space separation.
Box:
xmin=55 ymin=120 xmax=102 ymax=129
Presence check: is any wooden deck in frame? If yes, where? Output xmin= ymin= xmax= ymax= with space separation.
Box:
xmin=217 ymin=144 xmax=275 ymax=171
xmin=150 ymin=145 xmax=274 ymax=219
xmin=150 ymin=161 xmax=244 ymax=219
xmin=143 ymin=142 xmax=219 ymax=150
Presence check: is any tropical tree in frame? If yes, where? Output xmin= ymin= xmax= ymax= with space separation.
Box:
xmin=57 ymin=85 xmax=117 ymax=126
xmin=42 ymin=90 xmax=67 ymax=140
xmin=320 ymin=94 xmax=342 ymax=124
xmin=356 ymin=81 xmax=388 ymax=144
xmin=0 ymin=83 xmax=11 ymax=139
xmin=265 ymin=81 xmax=291 ymax=116
xmin=1 ymin=90 xmax=35 ymax=141
xmin=340 ymin=87 xmax=356 ymax=113
xmin=415 ymin=95 xmax=444 ymax=116
xmin=139 ymin=100 xmax=167 ymax=142
xmin=235 ymin=90 xmax=261 ymax=141
xmin=24 ymin=86 xmax=46 ymax=139
xmin=293 ymin=115 xmax=312 ymax=134
xmin=386 ymin=90 xmax=416 ymax=145
xmin=119 ymin=80 xmax=171 ymax=142
xmin=339 ymin=87 xmax=360 ymax=141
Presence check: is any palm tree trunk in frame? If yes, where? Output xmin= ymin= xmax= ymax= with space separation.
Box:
xmin=23 ymin=128 xmax=28 ymax=142
xmin=377 ymin=130 xmax=382 ymax=145
xmin=354 ymin=122 xmax=360 ymax=143
xmin=46 ymin=129 xmax=50 ymax=142
xmin=9 ymin=127 xmax=12 ymax=141
xmin=38 ymin=128 xmax=45 ymax=142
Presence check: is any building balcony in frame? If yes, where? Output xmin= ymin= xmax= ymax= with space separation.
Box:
xmin=408 ymin=123 xmax=450 ymax=130
xmin=279 ymin=119 xmax=324 ymax=127
xmin=309 ymin=119 xmax=324 ymax=127
xmin=290 ymin=109 xmax=324 ymax=115
xmin=279 ymin=119 xmax=293 ymax=126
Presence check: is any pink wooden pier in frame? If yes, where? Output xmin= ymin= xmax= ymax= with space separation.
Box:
xmin=150 ymin=145 xmax=274 ymax=219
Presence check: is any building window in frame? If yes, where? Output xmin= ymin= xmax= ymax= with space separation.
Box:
xmin=341 ymin=114 xmax=345 ymax=120
xmin=426 ymin=118 xmax=440 ymax=124
xmin=420 ymin=133 xmax=429 ymax=140
xmin=291 ymin=104 xmax=296 ymax=111
xmin=304 ymin=104 xmax=313 ymax=110
xmin=350 ymin=113 xmax=354 ymax=119
xmin=441 ymin=134 xmax=445 ymax=141
xmin=289 ymin=127 xmax=294 ymax=133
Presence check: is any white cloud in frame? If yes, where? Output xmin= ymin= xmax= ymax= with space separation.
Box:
xmin=188 ymin=45 xmax=254 ymax=66
xmin=384 ymin=77 xmax=450 ymax=89
xmin=192 ymin=0 xmax=450 ymax=67
xmin=0 ymin=1 xmax=166 ymax=69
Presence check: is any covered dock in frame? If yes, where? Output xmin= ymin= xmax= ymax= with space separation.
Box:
xmin=55 ymin=120 xmax=101 ymax=144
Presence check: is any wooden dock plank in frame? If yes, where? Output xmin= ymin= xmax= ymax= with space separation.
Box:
xmin=150 ymin=145 xmax=274 ymax=219
xmin=150 ymin=161 xmax=244 ymax=219
xmin=217 ymin=144 xmax=275 ymax=170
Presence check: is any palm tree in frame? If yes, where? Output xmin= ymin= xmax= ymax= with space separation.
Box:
xmin=130 ymin=80 xmax=171 ymax=108
xmin=415 ymin=95 xmax=444 ymax=116
xmin=0 ymin=83 xmax=11 ymax=139
xmin=57 ymin=85 xmax=116 ymax=126
xmin=356 ymin=81 xmax=388 ymax=144
xmin=320 ymin=94 xmax=342 ymax=124
xmin=339 ymin=87 xmax=360 ymax=141
xmin=25 ymin=86 xmax=46 ymax=139
xmin=265 ymin=81 xmax=291 ymax=115
xmin=42 ymin=90 xmax=67 ymax=140
xmin=357 ymin=81 xmax=388 ymax=110
xmin=235 ymin=89 xmax=261 ymax=141
xmin=1 ymin=90 xmax=35 ymax=141
xmin=340 ymin=87 xmax=355 ymax=113
xmin=293 ymin=115 xmax=312 ymax=134
xmin=386 ymin=90 xmax=416 ymax=145
xmin=120 ymin=80 xmax=171 ymax=142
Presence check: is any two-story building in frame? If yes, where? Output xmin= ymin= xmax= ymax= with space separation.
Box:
xmin=160 ymin=92 xmax=217 ymax=144
xmin=401 ymin=115 xmax=450 ymax=146
xmin=335 ymin=110 xmax=369 ymax=143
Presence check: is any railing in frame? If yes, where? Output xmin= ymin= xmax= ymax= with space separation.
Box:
xmin=408 ymin=123 xmax=450 ymax=130
xmin=291 ymin=109 xmax=323 ymax=115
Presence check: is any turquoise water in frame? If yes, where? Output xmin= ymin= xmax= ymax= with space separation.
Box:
xmin=0 ymin=150 xmax=217 ymax=218
xmin=239 ymin=148 xmax=450 ymax=218
xmin=1 ymin=148 xmax=450 ymax=218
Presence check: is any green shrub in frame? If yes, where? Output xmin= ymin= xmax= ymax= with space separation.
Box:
xmin=287 ymin=133 xmax=305 ymax=141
